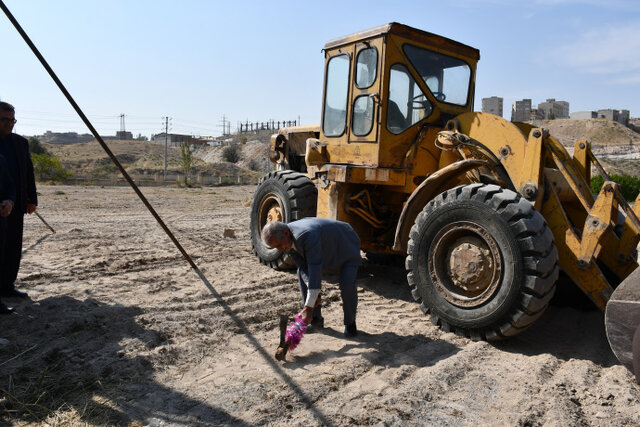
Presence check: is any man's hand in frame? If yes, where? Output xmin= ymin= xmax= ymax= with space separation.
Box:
xmin=0 ymin=200 xmax=13 ymax=217
xmin=26 ymin=203 xmax=36 ymax=214
xmin=298 ymin=306 xmax=314 ymax=325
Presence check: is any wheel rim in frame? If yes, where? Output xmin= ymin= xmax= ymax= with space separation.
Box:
xmin=428 ymin=221 xmax=502 ymax=308
xmin=258 ymin=193 xmax=284 ymax=233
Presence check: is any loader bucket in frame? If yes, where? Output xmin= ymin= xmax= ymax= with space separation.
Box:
xmin=606 ymin=269 xmax=640 ymax=382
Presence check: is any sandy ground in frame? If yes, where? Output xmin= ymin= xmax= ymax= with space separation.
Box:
xmin=1 ymin=184 xmax=639 ymax=426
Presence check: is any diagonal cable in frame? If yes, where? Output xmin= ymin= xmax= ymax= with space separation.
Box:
xmin=0 ymin=2 xmax=332 ymax=424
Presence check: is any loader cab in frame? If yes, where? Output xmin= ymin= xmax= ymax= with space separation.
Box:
xmin=319 ymin=22 xmax=479 ymax=169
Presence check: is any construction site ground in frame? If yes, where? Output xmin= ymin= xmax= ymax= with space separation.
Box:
xmin=0 ymin=184 xmax=639 ymax=425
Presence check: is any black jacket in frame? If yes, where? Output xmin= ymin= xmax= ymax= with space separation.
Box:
xmin=0 ymin=153 xmax=16 ymax=204
xmin=0 ymin=134 xmax=37 ymax=214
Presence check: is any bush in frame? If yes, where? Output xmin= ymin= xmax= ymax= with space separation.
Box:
xmin=247 ymin=157 xmax=263 ymax=171
xmin=222 ymin=145 xmax=240 ymax=163
xmin=28 ymin=137 xmax=49 ymax=155
xmin=31 ymin=153 xmax=73 ymax=181
xmin=591 ymin=173 xmax=640 ymax=201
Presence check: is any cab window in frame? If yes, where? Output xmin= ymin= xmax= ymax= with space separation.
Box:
xmin=387 ymin=64 xmax=432 ymax=134
xmin=403 ymin=44 xmax=471 ymax=106
xmin=323 ymin=54 xmax=350 ymax=137
xmin=355 ymin=47 xmax=377 ymax=89
xmin=352 ymin=95 xmax=374 ymax=136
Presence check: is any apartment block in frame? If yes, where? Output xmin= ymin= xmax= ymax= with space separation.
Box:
xmin=597 ymin=109 xmax=630 ymax=125
xmin=481 ymin=96 xmax=503 ymax=117
xmin=570 ymin=111 xmax=598 ymax=120
xmin=511 ymin=99 xmax=532 ymax=122
xmin=537 ymin=98 xmax=570 ymax=119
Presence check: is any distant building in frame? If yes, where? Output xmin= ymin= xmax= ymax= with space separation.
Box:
xmin=481 ymin=96 xmax=503 ymax=117
xmin=153 ymin=133 xmax=197 ymax=147
xmin=597 ymin=109 xmax=618 ymax=122
xmin=511 ymin=99 xmax=532 ymax=122
xmin=620 ymin=109 xmax=630 ymax=125
xmin=597 ymin=109 xmax=630 ymax=126
xmin=537 ymin=98 xmax=570 ymax=119
xmin=40 ymin=131 xmax=94 ymax=145
xmin=530 ymin=108 xmax=545 ymax=121
xmin=570 ymin=111 xmax=598 ymax=120
xmin=115 ymin=131 xmax=133 ymax=140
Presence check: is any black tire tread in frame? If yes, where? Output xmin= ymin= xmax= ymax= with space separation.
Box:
xmin=406 ymin=184 xmax=559 ymax=341
xmin=250 ymin=170 xmax=317 ymax=270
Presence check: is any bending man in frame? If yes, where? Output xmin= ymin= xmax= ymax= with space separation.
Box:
xmin=262 ymin=218 xmax=362 ymax=337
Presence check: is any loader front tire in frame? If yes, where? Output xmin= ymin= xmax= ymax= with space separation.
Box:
xmin=406 ymin=184 xmax=558 ymax=341
xmin=250 ymin=170 xmax=317 ymax=270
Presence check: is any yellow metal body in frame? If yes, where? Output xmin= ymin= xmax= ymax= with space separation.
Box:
xmin=270 ymin=23 xmax=640 ymax=310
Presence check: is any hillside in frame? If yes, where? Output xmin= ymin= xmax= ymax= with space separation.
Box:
xmin=40 ymin=120 xmax=640 ymax=183
xmin=530 ymin=119 xmax=640 ymax=176
xmin=44 ymin=135 xmax=270 ymax=181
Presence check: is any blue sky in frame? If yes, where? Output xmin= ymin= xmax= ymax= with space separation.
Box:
xmin=1 ymin=0 xmax=640 ymax=138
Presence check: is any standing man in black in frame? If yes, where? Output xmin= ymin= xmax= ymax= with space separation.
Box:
xmin=0 ymin=102 xmax=37 ymax=299
xmin=0 ymin=153 xmax=16 ymax=314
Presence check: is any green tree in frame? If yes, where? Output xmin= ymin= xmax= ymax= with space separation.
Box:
xmin=180 ymin=142 xmax=193 ymax=185
xmin=31 ymin=153 xmax=72 ymax=181
xmin=28 ymin=136 xmax=49 ymax=155
xmin=590 ymin=174 xmax=604 ymax=195
xmin=591 ymin=174 xmax=640 ymax=201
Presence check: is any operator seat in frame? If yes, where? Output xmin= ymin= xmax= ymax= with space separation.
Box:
xmin=387 ymin=99 xmax=408 ymax=133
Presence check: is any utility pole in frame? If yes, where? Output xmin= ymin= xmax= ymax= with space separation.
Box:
xmin=162 ymin=116 xmax=171 ymax=180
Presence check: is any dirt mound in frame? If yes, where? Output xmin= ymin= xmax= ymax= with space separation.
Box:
xmin=526 ymin=119 xmax=640 ymax=177
xmin=195 ymin=137 xmax=271 ymax=173
xmin=531 ymin=119 xmax=640 ymax=146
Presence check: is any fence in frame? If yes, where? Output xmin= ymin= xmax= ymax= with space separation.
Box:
xmin=238 ymin=120 xmax=297 ymax=133
xmin=43 ymin=172 xmax=261 ymax=187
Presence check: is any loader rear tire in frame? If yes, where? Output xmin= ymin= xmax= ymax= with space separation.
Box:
xmin=250 ymin=170 xmax=317 ymax=270
xmin=406 ymin=184 xmax=558 ymax=341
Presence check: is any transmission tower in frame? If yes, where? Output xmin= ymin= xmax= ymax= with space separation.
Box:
xmin=219 ymin=115 xmax=231 ymax=136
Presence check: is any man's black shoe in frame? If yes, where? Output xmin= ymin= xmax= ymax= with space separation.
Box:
xmin=0 ymin=302 xmax=14 ymax=315
xmin=306 ymin=316 xmax=325 ymax=334
xmin=344 ymin=322 xmax=358 ymax=338
xmin=1 ymin=289 xmax=29 ymax=299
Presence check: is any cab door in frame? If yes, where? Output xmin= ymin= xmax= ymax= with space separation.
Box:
xmin=348 ymin=38 xmax=383 ymax=144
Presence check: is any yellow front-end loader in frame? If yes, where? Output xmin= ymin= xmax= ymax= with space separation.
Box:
xmin=249 ymin=23 xmax=640 ymax=379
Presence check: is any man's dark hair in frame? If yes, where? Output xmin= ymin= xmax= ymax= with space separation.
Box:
xmin=262 ymin=221 xmax=290 ymax=244
xmin=0 ymin=102 xmax=15 ymax=113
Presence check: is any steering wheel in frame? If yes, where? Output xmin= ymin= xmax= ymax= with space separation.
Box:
xmin=432 ymin=91 xmax=446 ymax=101
xmin=409 ymin=95 xmax=433 ymax=116
xmin=410 ymin=94 xmax=429 ymax=109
